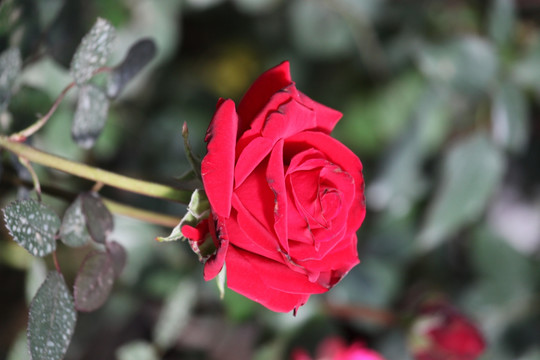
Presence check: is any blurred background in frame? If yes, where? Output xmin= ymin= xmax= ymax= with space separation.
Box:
xmin=1 ymin=0 xmax=540 ymax=359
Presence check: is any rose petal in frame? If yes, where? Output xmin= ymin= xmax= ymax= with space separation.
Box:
xmin=201 ymin=99 xmax=238 ymax=218
xmin=320 ymin=189 xmax=342 ymax=221
xmin=229 ymin=247 xmax=327 ymax=294
xmin=288 ymin=225 xmax=346 ymax=263
xmin=285 ymin=132 xmax=365 ymax=232
xmin=288 ymin=154 xmax=328 ymax=174
xmin=237 ymin=61 xmax=292 ymax=135
xmin=294 ymin=234 xmax=359 ymax=276
xmin=225 ymin=209 xmax=283 ymax=262
xmin=203 ymin=216 xmax=229 ymax=280
xmin=285 ymin=132 xmax=363 ymax=175
xmin=261 ymin=99 xmax=317 ymax=140
xmin=289 ymin=168 xmax=326 ymax=229
xmin=234 ymin=162 xmax=276 ymax=235
xmin=181 ymin=222 xmax=208 ymax=241
xmin=298 ymin=92 xmax=342 ymax=134
xmin=245 ymin=90 xmax=292 ymax=136
xmin=226 ymin=246 xmax=324 ymax=312
xmin=234 ymin=136 xmax=274 ymax=189
xmin=266 ymin=139 xmax=289 ymax=252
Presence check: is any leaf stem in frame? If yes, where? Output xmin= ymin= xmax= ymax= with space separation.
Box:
xmin=182 ymin=122 xmax=202 ymax=180
xmin=0 ymin=136 xmax=192 ymax=204
xmin=1 ymin=173 xmax=183 ymax=228
xmin=18 ymin=157 xmax=42 ymax=200
xmin=52 ymin=251 xmax=62 ymax=273
xmin=103 ymin=199 xmax=181 ymax=228
xmin=9 ymin=67 xmax=111 ymax=142
xmin=323 ymin=301 xmax=396 ymax=327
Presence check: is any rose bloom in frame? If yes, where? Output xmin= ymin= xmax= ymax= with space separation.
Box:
xmin=410 ymin=301 xmax=486 ymax=360
xmin=291 ymin=337 xmax=385 ymax=360
xmin=184 ymin=61 xmax=365 ymax=312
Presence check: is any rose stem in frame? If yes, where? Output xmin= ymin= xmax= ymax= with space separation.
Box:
xmin=1 ymin=173 xmax=182 ymax=227
xmin=0 ymin=136 xmax=192 ymax=204
xmin=323 ymin=301 xmax=397 ymax=327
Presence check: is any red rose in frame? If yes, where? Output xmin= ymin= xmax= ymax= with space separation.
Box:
xmin=410 ymin=301 xmax=486 ymax=360
xmin=292 ymin=337 xmax=385 ymax=360
xmin=190 ymin=61 xmax=365 ymax=312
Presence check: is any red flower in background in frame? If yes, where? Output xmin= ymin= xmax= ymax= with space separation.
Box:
xmin=292 ymin=337 xmax=385 ymax=360
xmin=410 ymin=300 xmax=486 ymax=360
xmin=184 ymin=61 xmax=365 ymax=312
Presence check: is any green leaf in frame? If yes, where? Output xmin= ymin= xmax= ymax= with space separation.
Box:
xmin=519 ymin=348 xmax=540 ymax=360
xmin=511 ymin=40 xmax=540 ymax=92
xmin=223 ymin=286 xmax=258 ymax=321
xmin=106 ymin=240 xmax=127 ymax=277
xmin=471 ymin=227 xmax=533 ymax=293
xmin=0 ymin=48 xmax=22 ymax=112
xmin=80 ymin=192 xmax=113 ymax=244
xmin=216 ymin=264 xmax=226 ymax=299
xmin=72 ymin=84 xmax=110 ymax=149
xmin=107 ymin=38 xmax=157 ymax=99
xmin=59 ymin=196 xmax=92 ymax=247
xmin=182 ymin=121 xmax=202 ymax=180
xmin=368 ymin=130 xmax=428 ymax=213
xmin=335 ymin=71 xmax=425 ymax=155
xmin=116 ymin=341 xmax=159 ymax=360
xmin=232 ymin=0 xmax=281 ymax=14
xmin=36 ymin=0 xmax=63 ymax=28
xmin=3 ymin=199 xmax=61 ymax=257
xmin=492 ymin=83 xmax=528 ymax=153
xmin=419 ymin=133 xmax=505 ymax=251
xmin=28 ymin=271 xmax=77 ymax=360
xmin=0 ymin=0 xmax=17 ymax=35
xmin=418 ymin=37 xmax=497 ymax=93
xmin=70 ymin=17 xmax=115 ymax=85
xmin=330 ymin=258 xmax=401 ymax=308
xmin=488 ymin=0 xmax=515 ymax=48
xmin=153 ymin=280 xmax=197 ymax=351
xmin=74 ymin=250 xmax=115 ymax=312
xmin=289 ymin=0 xmax=354 ymax=59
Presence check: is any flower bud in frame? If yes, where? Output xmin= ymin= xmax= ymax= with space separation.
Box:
xmin=291 ymin=337 xmax=385 ymax=360
xmin=409 ymin=300 xmax=485 ymax=360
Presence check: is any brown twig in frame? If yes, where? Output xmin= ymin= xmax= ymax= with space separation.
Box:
xmin=323 ymin=301 xmax=397 ymax=327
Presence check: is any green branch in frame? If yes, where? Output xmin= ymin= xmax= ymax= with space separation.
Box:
xmin=0 ymin=136 xmax=192 ymax=204
xmin=103 ymin=199 xmax=181 ymax=227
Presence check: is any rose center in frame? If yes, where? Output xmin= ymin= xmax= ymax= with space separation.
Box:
xmin=288 ymin=163 xmax=346 ymax=230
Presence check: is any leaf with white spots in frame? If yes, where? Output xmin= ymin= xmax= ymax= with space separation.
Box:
xmin=28 ymin=271 xmax=77 ymax=360
xmin=60 ymin=196 xmax=92 ymax=247
xmin=74 ymin=250 xmax=115 ymax=312
xmin=80 ymin=192 xmax=113 ymax=244
xmin=71 ymin=84 xmax=110 ymax=149
xmin=107 ymin=38 xmax=157 ymax=99
xmin=2 ymin=200 xmax=60 ymax=257
xmin=70 ymin=17 xmax=115 ymax=85
xmin=106 ymin=240 xmax=127 ymax=277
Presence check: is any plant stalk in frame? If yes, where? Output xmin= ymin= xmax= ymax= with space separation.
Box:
xmin=103 ymin=199 xmax=181 ymax=228
xmin=0 ymin=136 xmax=192 ymax=204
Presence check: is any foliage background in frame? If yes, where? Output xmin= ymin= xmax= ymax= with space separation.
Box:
xmin=1 ymin=0 xmax=540 ymax=359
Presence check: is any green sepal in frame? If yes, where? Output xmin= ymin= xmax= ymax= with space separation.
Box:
xmin=156 ymin=189 xmax=209 ymax=242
